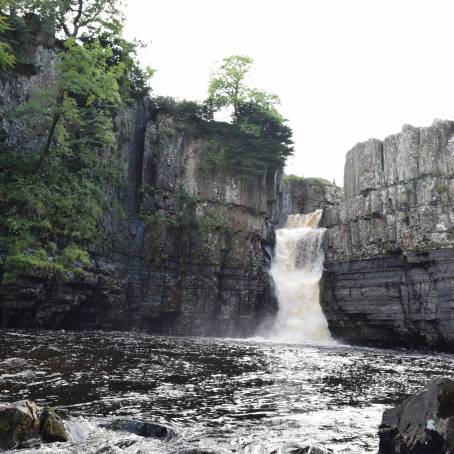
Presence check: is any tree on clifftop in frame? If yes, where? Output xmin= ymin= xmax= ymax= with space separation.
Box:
xmin=29 ymin=0 xmax=121 ymax=40
xmin=206 ymin=54 xmax=294 ymax=175
xmin=208 ymin=55 xmax=254 ymax=118
xmin=208 ymin=55 xmax=281 ymax=119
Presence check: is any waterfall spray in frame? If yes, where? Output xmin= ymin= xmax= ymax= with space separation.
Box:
xmin=270 ymin=210 xmax=331 ymax=343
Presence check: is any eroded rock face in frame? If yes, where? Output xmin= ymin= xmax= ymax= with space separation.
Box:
xmin=321 ymin=120 xmax=454 ymax=349
xmin=0 ymin=40 xmax=280 ymax=336
xmin=279 ymin=177 xmax=342 ymax=223
xmin=379 ymin=378 xmax=454 ymax=454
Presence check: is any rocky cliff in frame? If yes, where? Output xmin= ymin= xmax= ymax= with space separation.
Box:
xmin=0 ymin=27 xmax=281 ymax=336
xmin=321 ymin=120 xmax=454 ymax=349
xmin=278 ymin=176 xmax=342 ymax=222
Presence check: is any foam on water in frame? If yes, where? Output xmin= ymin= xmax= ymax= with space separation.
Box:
xmin=270 ymin=210 xmax=332 ymax=343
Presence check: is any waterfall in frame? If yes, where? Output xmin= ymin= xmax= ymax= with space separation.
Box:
xmin=270 ymin=209 xmax=331 ymax=343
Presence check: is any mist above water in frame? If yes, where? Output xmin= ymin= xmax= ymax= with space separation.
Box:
xmin=270 ymin=210 xmax=331 ymax=343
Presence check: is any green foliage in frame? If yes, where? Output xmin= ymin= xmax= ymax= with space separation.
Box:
xmin=160 ymin=125 xmax=178 ymax=139
xmin=208 ymin=55 xmax=253 ymax=116
xmin=3 ymin=0 xmax=153 ymax=96
xmin=436 ymin=183 xmax=448 ymax=195
xmin=284 ymin=175 xmax=332 ymax=187
xmin=195 ymin=108 xmax=293 ymax=177
xmin=200 ymin=139 xmax=224 ymax=174
xmin=0 ymin=149 xmax=110 ymax=279
xmin=0 ymin=0 xmax=17 ymax=69
xmin=150 ymin=96 xmax=213 ymax=122
xmin=284 ymin=174 xmax=305 ymax=182
xmin=208 ymin=55 xmax=280 ymax=119
xmin=57 ymin=243 xmax=91 ymax=267
xmin=198 ymin=208 xmax=223 ymax=243
xmin=0 ymin=2 xmax=147 ymax=283
xmin=2 ymin=249 xmax=66 ymax=283
xmin=206 ymin=55 xmax=293 ymax=175
xmin=84 ymin=32 xmax=154 ymax=100
xmin=28 ymin=0 xmax=122 ymax=40
xmin=176 ymin=186 xmax=200 ymax=230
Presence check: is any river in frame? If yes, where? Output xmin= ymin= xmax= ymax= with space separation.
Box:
xmin=1 ymin=330 xmax=452 ymax=453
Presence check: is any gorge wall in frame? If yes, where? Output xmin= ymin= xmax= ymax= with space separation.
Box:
xmin=321 ymin=120 xmax=454 ymax=349
xmin=0 ymin=27 xmax=282 ymax=336
xmin=278 ymin=176 xmax=342 ymax=221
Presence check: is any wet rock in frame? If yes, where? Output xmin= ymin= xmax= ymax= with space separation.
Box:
xmin=289 ymin=446 xmax=333 ymax=454
xmin=104 ymin=419 xmax=173 ymax=439
xmin=0 ymin=400 xmax=39 ymax=451
xmin=39 ymin=406 xmax=69 ymax=443
xmin=178 ymin=450 xmax=217 ymax=454
xmin=378 ymin=377 xmax=454 ymax=453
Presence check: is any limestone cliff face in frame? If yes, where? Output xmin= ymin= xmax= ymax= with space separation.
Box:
xmin=278 ymin=177 xmax=342 ymax=222
xmin=0 ymin=43 xmax=280 ymax=335
xmin=322 ymin=120 xmax=454 ymax=349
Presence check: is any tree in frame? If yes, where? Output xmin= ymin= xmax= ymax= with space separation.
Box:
xmin=28 ymin=0 xmax=121 ymax=40
xmin=0 ymin=0 xmax=151 ymax=282
xmin=206 ymin=55 xmax=293 ymax=175
xmin=208 ymin=55 xmax=253 ymax=118
xmin=208 ymin=54 xmax=280 ymax=120
xmin=0 ymin=0 xmax=17 ymax=69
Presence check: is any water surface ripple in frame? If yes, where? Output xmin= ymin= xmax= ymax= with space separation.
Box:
xmin=0 ymin=331 xmax=453 ymax=453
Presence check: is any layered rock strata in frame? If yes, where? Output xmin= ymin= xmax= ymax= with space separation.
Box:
xmin=321 ymin=120 xmax=454 ymax=349
xmin=0 ymin=28 xmax=280 ymax=336
xmin=278 ymin=177 xmax=342 ymax=222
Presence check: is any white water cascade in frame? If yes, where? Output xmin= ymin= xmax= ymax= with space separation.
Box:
xmin=270 ymin=209 xmax=331 ymax=343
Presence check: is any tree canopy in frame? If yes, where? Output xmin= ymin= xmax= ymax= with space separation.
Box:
xmin=206 ymin=54 xmax=294 ymax=176
xmin=208 ymin=54 xmax=280 ymax=119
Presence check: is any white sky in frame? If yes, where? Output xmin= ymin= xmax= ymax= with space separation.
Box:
xmin=123 ymin=0 xmax=454 ymax=186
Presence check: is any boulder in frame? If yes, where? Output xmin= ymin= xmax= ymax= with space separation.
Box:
xmin=39 ymin=407 xmax=69 ymax=443
xmin=104 ymin=419 xmax=173 ymax=439
xmin=0 ymin=400 xmax=40 ymax=451
xmin=379 ymin=377 xmax=454 ymax=453
xmin=290 ymin=446 xmax=332 ymax=454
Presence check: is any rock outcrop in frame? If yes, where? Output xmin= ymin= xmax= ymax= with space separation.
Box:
xmin=321 ymin=120 xmax=454 ymax=349
xmin=0 ymin=401 xmax=68 ymax=450
xmin=279 ymin=176 xmax=342 ymax=222
xmin=379 ymin=378 xmax=454 ymax=454
xmin=40 ymin=407 xmax=69 ymax=443
xmin=0 ymin=400 xmax=40 ymax=451
xmin=0 ymin=22 xmax=280 ymax=337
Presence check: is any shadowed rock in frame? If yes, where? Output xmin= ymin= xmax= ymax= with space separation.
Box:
xmin=104 ymin=419 xmax=174 ymax=439
xmin=0 ymin=400 xmax=40 ymax=451
xmin=379 ymin=377 xmax=454 ymax=453
xmin=39 ymin=407 xmax=69 ymax=443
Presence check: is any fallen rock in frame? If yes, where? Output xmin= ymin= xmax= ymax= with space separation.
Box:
xmin=379 ymin=377 xmax=454 ymax=453
xmin=103 ymin=419 xmax=173 ymax=439
xmin=0 ymin=400 xmax=40 ymax=451
xmin=40 ymin=407 xmax=69 ymax=443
